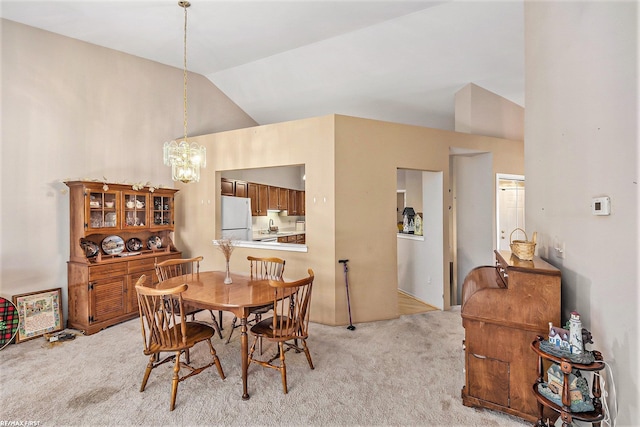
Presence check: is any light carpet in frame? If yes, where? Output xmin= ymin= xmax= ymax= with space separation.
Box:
xmin=0 ymin=307 xmax=528 ymax=426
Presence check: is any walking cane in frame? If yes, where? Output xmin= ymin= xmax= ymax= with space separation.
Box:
xmin=339 ymin=259 xmax=356 ymax=330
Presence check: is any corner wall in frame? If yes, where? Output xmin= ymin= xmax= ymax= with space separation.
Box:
xmin=180 ymin=111 xmax=523 ymax=326
xmin=524 ymin=2 xmax=638 ymax=423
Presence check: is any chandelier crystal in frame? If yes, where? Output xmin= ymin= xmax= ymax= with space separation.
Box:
xmin=163 ymin=1 xmax=206 ymax=184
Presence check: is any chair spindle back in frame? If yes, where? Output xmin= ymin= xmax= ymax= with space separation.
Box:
xmin=135 ymin=274 xmax=189 ymax=353
xmin=248 ymin=256 xmax=285 ymax=280
xmin=269 ymin=269 xmax=314 ymax=340
xmin=155 ymin=256 xmax=203 ymax=283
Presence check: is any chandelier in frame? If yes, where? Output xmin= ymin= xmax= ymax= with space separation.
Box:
xmin=163 ymin=1 xmax=206 ymax=184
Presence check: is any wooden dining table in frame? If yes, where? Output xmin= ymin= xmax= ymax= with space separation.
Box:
xmin=155 ymin=270 xmax=291 ymax=400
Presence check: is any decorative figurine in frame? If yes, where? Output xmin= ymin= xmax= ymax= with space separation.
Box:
xmin=538 ymin=364 xmax=594 ymax=412
xmin=542 ymin=311 xmax=595 ymax=364
xmin=548 ymin=322 xmax=571 ymax=352
xmin=569 ymin=311 xmax=583 ymax=354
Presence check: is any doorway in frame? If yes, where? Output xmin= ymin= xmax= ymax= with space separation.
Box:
xmin=449 ymin=149 xmax=494 ymax=306
xmin=496 ymin=174 xmax=525 ymax=251
xmin=396 ymin=169 xmax=444 ymax=310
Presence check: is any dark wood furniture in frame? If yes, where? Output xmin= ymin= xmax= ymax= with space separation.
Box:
xmin=461 ymin=250 xmax=561 ymax=422
xmin=65 ymin=181 xmax=181 ymax=335
xmin=248 ymin=269 xmax=315 ymax=394
xmin=226 ymin=179 xmax=304 ymax=217
xmin=531 ymin=336 xmax=605 ymax=427
xmin=155 ymin=270 xmax=294 ymax=400
xmin=134 ymin=275 xmax=225 ymax=411
xmin=247 ymin=182 xmax=268 ymax=216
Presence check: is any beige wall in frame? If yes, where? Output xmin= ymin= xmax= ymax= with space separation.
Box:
xmin=184 ymin=115 xmax=524 ymax=325
xmin=525 ymin=2 xmax=638 ymax=423
xmin=0 ymin=19 xmax=257 ymax=315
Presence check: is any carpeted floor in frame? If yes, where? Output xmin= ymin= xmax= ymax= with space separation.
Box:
xmin=0 ymin=307 xmax=528 ymax=426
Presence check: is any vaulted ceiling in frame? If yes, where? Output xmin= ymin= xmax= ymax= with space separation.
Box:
xmin=1 ymin=0 xmax=524 ymax=130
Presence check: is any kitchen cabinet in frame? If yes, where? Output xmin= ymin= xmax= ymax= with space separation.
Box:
xmin=268 ymin=186 xmax=289 ymax=211
xmin=297 ymin=190 xmax=306 ymax=215
xmin=221 ymin=178 xmax=235 ymax=196
xmin=226 ymin=179 xmax=304 ymax=217
xmin=235 ymin=180 xmax=248 ymax=198
xmin=65 ymin=181 xmax=182 ymax=335
xmin=277 ymin=233 xmax=305 ymax=243
xmin=222 ymin=178 xmax=248 ymax=197
xmin=268 ymin=186 xmax=279 ymax=210
xmin=278 ymin=187 xmax=289 ymax=210
xmin=248 ymin=182 xmax=268 ymax=216
xmin=288 ymin=190 xmax=298 ymax=215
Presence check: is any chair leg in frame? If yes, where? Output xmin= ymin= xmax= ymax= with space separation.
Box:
xmin=301 ymin=339 xmax=314 ymax=370
xmin=226 ymin=316 xmax=239 ymax=344
xmin=170 ymin=351 xmax=181 ymax=411
xmin=206 ymin=339 xmax=226 ymax=380
xmin=279 ymin=341 xmax=288 ymax=394
xmin=255 ymin=313 xmax=264 ymax=355
xmin=218 ymin=310 xmax=223 ymax=329
xmin=140 ymin=354 xmax=155 ymax=392
xmin=247 ymin=335 xmax=259 ymax=364
xmin=184 ymin=348 xmax=190 ymax=364
xmin=208 ymin=310 xmax=223 ymax=339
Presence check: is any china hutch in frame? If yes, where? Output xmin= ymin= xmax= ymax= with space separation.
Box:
xmin=65 ymin=181 xmax=181 ymax=335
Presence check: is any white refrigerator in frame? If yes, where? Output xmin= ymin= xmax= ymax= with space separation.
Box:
xmin=221 ymin=196 xmax=252 ymax=240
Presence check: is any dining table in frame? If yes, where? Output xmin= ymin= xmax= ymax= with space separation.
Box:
xmin=155 ymin=270 xmax=291 ymax=400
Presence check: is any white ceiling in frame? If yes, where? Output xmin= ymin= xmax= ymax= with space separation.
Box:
xmin=0 ymin=0 xmax=524 ymax=130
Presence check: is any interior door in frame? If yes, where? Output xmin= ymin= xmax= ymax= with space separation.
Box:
xmin=497 ymin=175 xmax=525 ymax=251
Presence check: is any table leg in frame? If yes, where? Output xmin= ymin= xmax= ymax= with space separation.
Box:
xmin=241 ymin=316 xmax=250 ymax=400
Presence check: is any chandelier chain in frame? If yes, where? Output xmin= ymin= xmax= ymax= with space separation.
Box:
xmin=182 ymin=1 xmax=189 ymax=142
xmin=164 ymin=1 xmax=205 ymax=184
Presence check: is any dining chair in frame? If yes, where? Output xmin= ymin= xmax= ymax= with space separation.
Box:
xmin=155 ymin=256 xmax=223 ymax=340
xmin=225 ymin=256 xmax=286 ymax=349
xmin=247 ymin=268 xmax=315 ymax=394
xmin=135 ymin=275 xmax=225 ymax=411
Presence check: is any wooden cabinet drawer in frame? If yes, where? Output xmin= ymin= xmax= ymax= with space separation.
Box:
xmin=128 ymin=257 xmax=156 ymax=273
xmin=89 ymin=263 xmax=126 ymax=280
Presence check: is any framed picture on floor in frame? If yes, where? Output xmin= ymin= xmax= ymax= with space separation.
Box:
xmin=12 ymin=288 xmax=63 ymax=343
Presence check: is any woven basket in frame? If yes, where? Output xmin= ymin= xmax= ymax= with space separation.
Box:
xmin=510 ymin=228 xmax=537 ymax=260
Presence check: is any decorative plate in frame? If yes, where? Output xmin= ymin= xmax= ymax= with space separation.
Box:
xmin=80 ymin=239 xmax=100 ymax=258
xmin=147 ymin=235 xmax=162 ymax=250
xmin=102 ymin=235 xmax=125 ymax=255
xmin=126 ymin=237 xmax=143 ymax=252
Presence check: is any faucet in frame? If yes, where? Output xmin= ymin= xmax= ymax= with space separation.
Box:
xmin=269 ymin=218 xmax=275 ymax=231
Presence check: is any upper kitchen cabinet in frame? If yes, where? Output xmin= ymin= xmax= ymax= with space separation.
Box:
xmin=297 ymin=190 xmax=306 ymax=216
xmin=235 ymin=180 xmax=248 ymax=197
xmin=288 ymin=189 xmax=298 ymax=215
xmin=248 ymin=182 xmax=268 ymax=216
xmin=221 ymin=178 xmax=248 ymax=197
xmin=268 ymin=186 xmax=289 ymax=211
xmin=221 ymin=178 xmax=235 ymax=196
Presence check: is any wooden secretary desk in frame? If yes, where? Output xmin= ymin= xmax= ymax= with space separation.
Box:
xmin=461 ymin=250 xmax=561 ymax=422
xmin=65 ymin=181 xmax=182 ymax=335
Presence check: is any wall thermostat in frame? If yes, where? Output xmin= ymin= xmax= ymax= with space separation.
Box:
xmin=592 ymin=196 xmax=611 ymax=216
